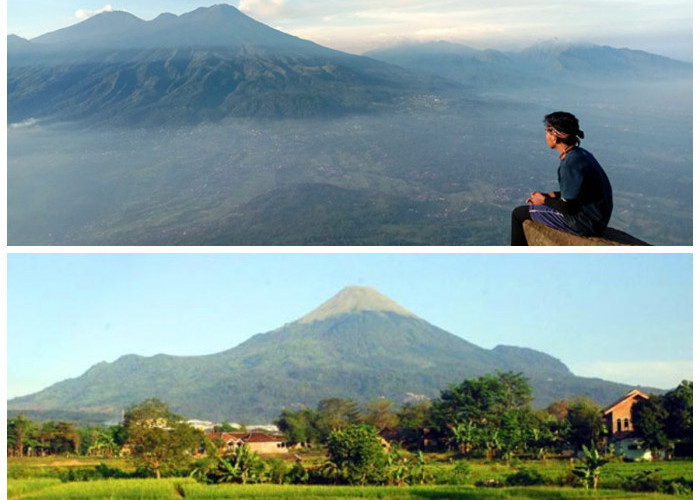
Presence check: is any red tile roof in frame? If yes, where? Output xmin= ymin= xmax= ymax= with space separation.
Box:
xmin=602 ymin=389 xmax=649 ymax=415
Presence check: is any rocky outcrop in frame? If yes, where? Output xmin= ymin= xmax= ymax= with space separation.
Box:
xmin=523 ymin=220 xmax=650 ymax=246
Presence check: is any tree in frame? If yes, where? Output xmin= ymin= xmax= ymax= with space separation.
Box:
xmin=275 ymin=407 xmax=321 ymax=445
xmin=81 ymin=427 xmax=118 ymax=457
xmin=564 ymin=398 xmax=606 ymax=450
xmin=7 ymin=415 xmax=37 ymax=457
xmin=632 ymin=394 xmax=669 ymax=458
xmin=363 ymin=398 xmax=399 ymax=433
xmin=630 ymin=382 xmax=692 ymax=459
xmin=38 ymin=421 xmax=80 ymax=455
xmin=326 ymin=424 xmax=387 ymax=485
xmin=316 ymin=398 xmax=361 ymax=440
xmin=123 ymin=398 xmax=203 ymax=479
xmin=663 ymin=380 xmax=692 ymax=443
xmin=396 ymin=400 xmax=432 ymax=450
xmin=214 ymin=421 xmax=240 ymax=432
xmin=431 ymin=371 xmax=533 ymax=459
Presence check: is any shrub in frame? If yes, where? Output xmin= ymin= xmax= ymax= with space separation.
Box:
xmin=623 ymin=470 xmax=693 ymax=495
xmin=505 ymin=468 xmax=547 ymax=486
xmin=433 ymin=461 xmax=472 ymax=485
xmin=58 ymin=464 xmax=133 ymax=482
xmin=265 ymin=458 xmax=289 ymax=484
xmin=326 ymin=424 xmax=387 ymax=485
xmin=286 ymin=462 xmax=309 ymax=484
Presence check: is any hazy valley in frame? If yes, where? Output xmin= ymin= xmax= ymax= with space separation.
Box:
xmin=7 ymin=6 xmax=693 ymax=245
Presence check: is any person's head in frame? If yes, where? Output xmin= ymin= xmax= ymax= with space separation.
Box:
xmin=544 ymin=111 xmax=584 ymax=148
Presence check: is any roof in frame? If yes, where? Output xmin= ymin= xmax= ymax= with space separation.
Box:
xmin=209 ymin=431 xmax=286 ymax=443
xmin=602 ymin=389 xmax=649 ymax=415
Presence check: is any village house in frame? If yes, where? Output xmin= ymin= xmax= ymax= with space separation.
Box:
xmin=602 ymin=389 xmax=652 ymax=461
xmin=208 ymin=432 xmax=289 ymax=455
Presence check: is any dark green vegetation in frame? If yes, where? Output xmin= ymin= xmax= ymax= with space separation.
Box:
xmin=7 ymin=377 xmax=693 ymax=499
xmin=6 ymin=6 xmax=692 ymax=245
xmin=631 ymin=381 xmax=693 ymax=458
xmin=8 ymin=287 xmax=650 ymax=423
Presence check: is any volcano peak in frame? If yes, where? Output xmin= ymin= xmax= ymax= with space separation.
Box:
xmin=297 ymin=286 xmax=418 ymax=324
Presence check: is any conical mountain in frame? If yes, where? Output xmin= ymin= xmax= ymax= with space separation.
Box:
xmin=297 ymin=286 xmax=419 ymax=323
xmin=8 ymin=286 xmax=642 ymax=423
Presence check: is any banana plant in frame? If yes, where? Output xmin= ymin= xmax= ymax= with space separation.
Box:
xmin=572 ymin=442 xmax=608 ymax=490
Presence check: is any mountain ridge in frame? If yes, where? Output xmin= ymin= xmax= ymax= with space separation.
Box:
xmin=8 ymin=5 xmax=452 ymax=125
xmin=366 ymin=40 xmax=691 ymax=88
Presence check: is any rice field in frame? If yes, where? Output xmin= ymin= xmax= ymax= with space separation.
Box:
xmin=7 ymin=457 xmax=692 ymax=500
xmin=5 ymin=479 xmax=693 ymax=500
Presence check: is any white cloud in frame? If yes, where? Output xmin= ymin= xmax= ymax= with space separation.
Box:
xmin=238 ymin=0 xmax=287 ymax=19
xmin=75 ymin=4 xmax=113 ymax=21
xmin=569 ymin=361 xmax=692 ymax=390
xmin=252 ymin=0 xmax=690 ymax=58
xmin=10 ymin=118 xmax=38 ymax=129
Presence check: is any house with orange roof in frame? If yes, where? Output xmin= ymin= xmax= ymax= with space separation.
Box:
xmin=602 ymin=389 xmax=652 ymax=461
xmin=208 ymin=431 xmax=289 ymax=455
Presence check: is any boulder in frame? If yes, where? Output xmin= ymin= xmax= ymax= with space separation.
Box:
xmin=523 ymin=220 xmax=649 ymax=246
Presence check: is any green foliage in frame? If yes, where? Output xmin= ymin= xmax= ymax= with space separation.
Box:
xmin=216 ymin=445 xmax=264 ymax=484
xmin=504 ymin=468 xmax=547 ymax=487
xmin=564 ymin=398 xmax=607 ymax=450
xmin=664 ymin=381 xmax=692 ymax=442
xmin=285 ymin=462 xmax=310 ymax=484
xmin=316 ymin=399 xmax=363 ymax=438
xmin=265 ymin=458 xmax=289 ymax=485
xmin=396 ymin=400 xmax=433 ymax=451
xmin=572 ymin=443 xmax=608 ymax=490
xmin=363 ymin=399 xmax=399 ymax=432
xmin=7 ymin=414 xmax=38 ymax=457
xmin=631 ymin=395 xmax=669 ymax=456
xmin=433 ymin=460 xmax=473 ymax=485
xmin=124 ymin=398 xmax=204 ymax=479
xmin=326 ymin=424 xmax=387 ymax=485
xmin=632 ymin=380 xmax=693 ymax=456
xmin=622 ymin=469 xmax=693 ymax=495
xmin=432 ymin=372 xmax=535 ymax=460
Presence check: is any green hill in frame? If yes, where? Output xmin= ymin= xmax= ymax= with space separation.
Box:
xmin=8 ymin=287 xmax=646 ymax=423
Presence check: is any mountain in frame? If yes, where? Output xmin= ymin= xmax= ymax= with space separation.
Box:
xmin=8 ymin=286 xmax=649 ymax=423
xmin=7 ymin=34 xmax=34 ymax=52
xmin=366 ymin=40 xmax=692 ymax=89
xmin=28 ymin=5 xmax=324 ymax=54
xmin=7 ymin=5 xmax=451 ymax=125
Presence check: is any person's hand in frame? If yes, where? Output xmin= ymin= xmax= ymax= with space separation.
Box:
xmin=527 ymin=191 xmax=547 ymax=205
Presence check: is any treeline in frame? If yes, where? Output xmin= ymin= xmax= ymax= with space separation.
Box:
xmin=6 ymin=417 xmax=121 ymax=458
xmin=276 ymin=373 xmax=692 ymax=460
xmin=7 ymin=373 xmax=692 ymax=478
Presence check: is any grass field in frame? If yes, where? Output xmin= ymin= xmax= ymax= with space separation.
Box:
xmin=7 ymin=478 xmax=692 ymax=500
xmin=7 ymin=456 xmax=692 ymax=500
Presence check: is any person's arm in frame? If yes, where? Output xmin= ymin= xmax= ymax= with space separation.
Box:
xmin=527 ymin=191 xmax=560 ymax=205
xmin=544 ymin=196 xmax=582 ymax=215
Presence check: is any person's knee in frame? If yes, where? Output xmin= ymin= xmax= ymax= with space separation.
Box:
xmin=512 ymin=205 xmax=530 ymax=223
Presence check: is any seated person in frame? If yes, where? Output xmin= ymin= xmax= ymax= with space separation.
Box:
xmin=511 ymin=111 xmax=613 ymax=245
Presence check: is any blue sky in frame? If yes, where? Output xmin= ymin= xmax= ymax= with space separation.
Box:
xmin=6 ymin=252 xmax=692 ymax=399
xmin=6 ymin=0 xmax=693 ymax=60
